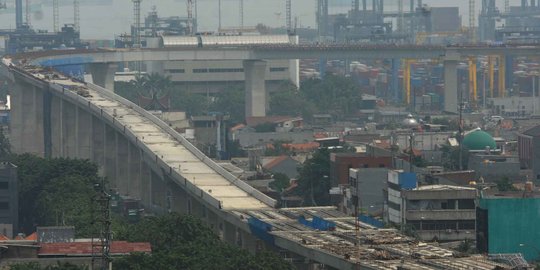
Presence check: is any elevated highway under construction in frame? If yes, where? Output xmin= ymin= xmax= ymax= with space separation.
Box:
xmin=22 ymin=43 xmax=540 ymax=116
xmin=0 ymin=45 xmax=533 ymax=269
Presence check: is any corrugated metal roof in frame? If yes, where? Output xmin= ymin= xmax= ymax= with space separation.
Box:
xmin=162 ymin=36 xmax=199 ymax=47
xmin=200 ymin=35 xmax=291 ymax=46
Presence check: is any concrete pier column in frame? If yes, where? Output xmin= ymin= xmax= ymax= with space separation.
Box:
xmin=116 ymin=135 xmax=129 ymax=195
xmin=92 ymin=116 xmax=106 ymax=175
xmin=168 ymin=179 xmax=187 ymax=214
xmin=33 ymin=87 xmax=45 ymax=156
xmin=61 ymin=100 xmax=76 ymax=158
xmin=391 ymin=58 xmax=400 ymax=102
xmin=140 ymin=159 xmax=152 ymax=207
xmin=241 ymin=231 xmax=259 ymax=253
xmin=150 ymin=171 xmax=166 ymax=209
xmin=243 ymin=60 xmax=267 ymax=117
xmin=207 ymin=210 xmax=219 ymax=235
xmin=444 ymin=52 xmax=460 ymax=113
xmin=128 ymin=142 xmax=141 ymax=198
xmin=50 ymin=95 xmax=63 ymax=157
xmin=88 ymin=63 xmax=118 ymax=91
xmin=104 ymin=125 xmax=117 ymax=187
xmin=76 ymin=107 xmax=93 ymax=159
xmin=223 ymin=221 xmax=237 ymax=245
xmin=11 ymin=82 xmax=42 ymax=155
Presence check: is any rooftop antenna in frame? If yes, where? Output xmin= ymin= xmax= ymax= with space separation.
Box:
xmin=239 ymin=0 xmax=244 ymax=29
xmin=73 ymin=0 xmax=80 ymax=32
xmin=218 ymin=0 xmax=222 ymax=31
xmin=25 ymin=0 xmax=30 ymax=26
xmin=53 ymin=0 xmax=59 ymax=32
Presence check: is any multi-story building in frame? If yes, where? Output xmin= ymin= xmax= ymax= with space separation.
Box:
xmin=400 ymin=185 xmax=476 ymax=242
xmin=517 ymin=125 xmax=540 ymax=182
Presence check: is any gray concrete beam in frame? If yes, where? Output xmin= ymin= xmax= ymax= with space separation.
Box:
xmin=127 ymin=142 xmax=141 ymax=198
xmin=244 ymin=60 xmax=267 ymax=118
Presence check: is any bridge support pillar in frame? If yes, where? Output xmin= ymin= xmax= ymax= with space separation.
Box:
xmin=50 ymin=95 xmax=62 ymax=158
xmin=76 ymin=107 xmax=93 ymax=160
xmin=116 ymin=135 xmax=129 ymax=195
xmin=92 ymin=117 xmax=106 ymax=175
xmin=88 ymin=63 xmax=118 ymax=91
xmin=444 ymin=52 xmax=460 ymax=113
xmin=104 ymin=125 xmax=117 ymax=188
xmin=140 ymin=159 xmax=152 ymax=207
xmin=128 ymin=142 xmax=141 ymax=198
xmin=11 ymin=81 xmax=45 ymax=156
xmin=243 ymin=60 xmax=267 ymax=118
xmin=241 ymin=230 xmax=259 ymax=253
xmin=62 ymin=100 xmax=77 ymax=158
xmin=150 ymin=171 xmax=166 ymax=210
xmin=223 ymin=221 xmax=237 ymax=245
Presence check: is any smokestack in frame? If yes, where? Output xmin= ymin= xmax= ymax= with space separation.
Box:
xmin=16 ymin=0 xmax=23 ymax=29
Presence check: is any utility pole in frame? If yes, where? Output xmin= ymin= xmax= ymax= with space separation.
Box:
xmin=53 ymin=0 xmax=59 ymax=32
xmin=91 ymin=180 xmax=112 ymax=270
xmin=458 ymin=99 xmax=464 ymax=171
xmin=218 ymin=0 xmax=222 ymax=31
xmin=25 ymin=0 xmax=31 ymax=26
xmin=239 ymin=0 xmax=244 ymax=29
xmin=73 ymin=0 xmax=80 ymax=32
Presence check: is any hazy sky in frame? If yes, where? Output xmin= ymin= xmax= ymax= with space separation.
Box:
xmin=0 ymin=0 xmax=530 ymax=39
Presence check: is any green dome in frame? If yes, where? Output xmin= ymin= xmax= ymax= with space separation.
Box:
xmin=463 ymin=130 xmax=496 ymax=150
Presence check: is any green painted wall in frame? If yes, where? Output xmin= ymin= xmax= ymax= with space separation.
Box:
xmin=480 ymin=197 xmax=540 ymax=261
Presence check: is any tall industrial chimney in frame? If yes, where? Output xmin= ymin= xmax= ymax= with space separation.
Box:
xmin=16 ymin=0 xmax=23 ymax=29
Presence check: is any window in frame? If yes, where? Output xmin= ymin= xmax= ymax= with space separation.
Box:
xmin=193 ymin=68 xmax=208 ymax=73
xmin=0 ymin=182 xmax=8 ymax=189
xmin=168 ymin=69 xmax=185 ymax=73
xmin=208 ymin=68 xmax=244 ymax=73
xmin=270 ymin=67 xmax=288 ymax=72
xmin=0 ymin=202 xmax=9 ymax=210
xmin=379 ymin=164 xmax=386 ymax=168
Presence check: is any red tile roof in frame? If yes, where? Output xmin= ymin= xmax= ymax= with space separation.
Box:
xmin=39 ymin=241 xmax=151 ymax=256
xmin=264 ymin=156 xmax=289 ymax=170
xmin=0 ymin=234 xmax=9 ymax=241
xmin=25 ymin=232 xmax=37 ymax=241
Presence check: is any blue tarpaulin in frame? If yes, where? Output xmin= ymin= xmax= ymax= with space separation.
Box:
xmin=247 ymin=217 xmax=275 ymax=245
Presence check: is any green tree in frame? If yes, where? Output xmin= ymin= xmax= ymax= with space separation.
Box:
xmin=269 ymin=87 xmax=317 ymax=120
xmin=269 ymin=173 xmax=290 ymax=193
xmin=496 ymin=177 xmax=517 ymax=191
xmin=209 ymin=87 xmax=245 ymax=124
xmin=296 ymin=148 xmax=332 ymax=206
xmin=299 ymin=74 xmax=360 ymax=118
xmin=114 ymin=213 xmax=295 ymax=270
xmin=13 ymin=154 xmax=100 ymax=235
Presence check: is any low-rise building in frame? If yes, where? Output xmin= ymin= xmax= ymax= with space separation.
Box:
xmin=477 ymin=190 xmax=540 ymax=261
xmin=401 ymin=185 xmax=476 ymax=242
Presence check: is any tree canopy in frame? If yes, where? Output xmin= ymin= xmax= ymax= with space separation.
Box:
xmin=13 ymin=154 xmax=100 ymax=236
xmin=114 ymin=213 xmax=295 ymax=270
